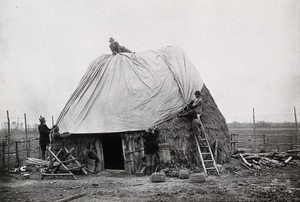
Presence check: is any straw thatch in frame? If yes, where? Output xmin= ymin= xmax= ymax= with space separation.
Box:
xmin=157 ymin=84 xmax=231 ymax=164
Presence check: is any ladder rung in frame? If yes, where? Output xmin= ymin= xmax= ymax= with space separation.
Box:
xmin=203 ymin=160 xmax=214 ymax=162
xmin=206 ymin=167 xmax=217 ymax=170
xmin=202 ymin=152 xmax=210 ymax=155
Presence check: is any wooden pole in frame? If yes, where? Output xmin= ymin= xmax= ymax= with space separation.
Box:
xmin=253 ymin=108 xmax=256 ymax=152
xmin=230 ymin=134 xmax=233 ymax=151
xmin=28 ymin=139 xmax=31 ymax=157
xmin=24 ymin=113 xmax=29 ymax=157
xmin=55 ymin=193 xmax=86 ymax=202
xmin=6 ymin=110 xmax=10 ymax=172
xmin=2 ymin=142 xmax=5 ymax=172
xmin=294 ymin=107 xmax=299 ymax=145
xmin=263 ymin=134 xmax=266 ymax=151
xmin=15 ymin=141 xmax=19 ymax=167
xmin=214 ymin=139 xmax=218 ymax=163
xmin=52 ymin=115 xmax=54 ymax=127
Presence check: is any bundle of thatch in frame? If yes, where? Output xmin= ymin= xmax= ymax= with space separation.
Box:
xmin=157 ymin=84 xmax=231 ymax=164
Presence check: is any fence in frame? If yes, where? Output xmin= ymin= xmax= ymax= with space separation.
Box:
xmin=0 ymin=138 xmax=41 ymax=172
xmin=229 ymin=127 xmax=297 ymax=152
xmin=0 ymin=110 xmax=54 ymax=173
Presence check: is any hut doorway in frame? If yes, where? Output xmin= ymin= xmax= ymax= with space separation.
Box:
xmin=102 ymin=134 xmax=124 ymax=169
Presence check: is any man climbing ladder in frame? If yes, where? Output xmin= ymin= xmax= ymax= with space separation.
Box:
xmin=178 ymin=90 xmax=219 ymax=175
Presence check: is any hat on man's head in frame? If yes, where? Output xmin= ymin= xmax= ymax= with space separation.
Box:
xmin=109 ymin=37 xmax=114 ymax=42
xmin=194 ymin=90 xmax=201 ymax=95
xmin=39 ymin=115 xmax=45 ymax=122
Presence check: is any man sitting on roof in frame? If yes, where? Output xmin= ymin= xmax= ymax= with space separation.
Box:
xmin=178 ymin=90 xmax=202 ymax=120
xmin=109 ymin=37 xmax=132 ymax=55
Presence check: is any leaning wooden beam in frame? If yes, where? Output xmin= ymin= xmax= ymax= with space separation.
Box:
xmin=64 ymin=147 xmax=88 ymax=175
xmin=284 ymin=156 xmax=293 ymax=164
xmin=240 ymin=162 xmax=251 ymax=170
xmin=239 ymin=154 xmax=252 ymax=167
xmin=25 ymin=157 xmax=50 ymax=166
xmin=55 ymin=193 xmax=86 ymax=202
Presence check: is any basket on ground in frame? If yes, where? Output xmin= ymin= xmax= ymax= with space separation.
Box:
xmin=189 ymin=173 xmax=206 ymax=183
xmin=150 ymin=172 xmax=166 ymax=183
xmin=178 ymin=169 xmax=190 ymax=179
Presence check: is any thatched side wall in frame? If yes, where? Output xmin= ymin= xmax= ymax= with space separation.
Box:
xmin=157 ymin=84 xmax=231 ymax=164
xmin=200 ymin=84 xmax=231 ymax=163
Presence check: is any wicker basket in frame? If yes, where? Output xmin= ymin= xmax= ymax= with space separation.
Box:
xmin=189 ymin=173 xmax=206 ymax=183
xmin=150 ymin=172 xmax=166 ymax=183
xmin=178 ymin=169 xmax=190 ymax=179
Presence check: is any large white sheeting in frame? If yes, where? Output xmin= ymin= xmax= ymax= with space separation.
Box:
xmin=56 ymin=46 xmax=203 ymax=133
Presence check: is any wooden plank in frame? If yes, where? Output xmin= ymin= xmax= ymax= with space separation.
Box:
xmin=284 ymin=157 xmax=293 ymax=164
xmin=239 ymin=154 xmax=252 ymax=167
xmin=121 ymin=136 xmax=129 ymax=173
xmin=95 ymin=138 xmax=104 ymax=172
xmin=55 ymin=193 xmax=86 ymax=202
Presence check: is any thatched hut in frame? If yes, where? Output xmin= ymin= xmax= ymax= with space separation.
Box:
xmin=55 ymin=46 xmax=230 ymax=173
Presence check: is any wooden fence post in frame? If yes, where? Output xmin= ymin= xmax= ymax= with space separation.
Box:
xmin=6 ymin=110 xmax=10 ymax=172
xmin=253 ymin=108 xmax=256 ymax=152
xmin=2 ymin=142 xmax=5 ymax=171
xmin=230 ymin=134 xmax=233 ymax=151
xmin=294 ymin=107 xmax=299 ymax=145
xmin=15 ymin=141 xmax=19 ymax=167
xmin=28 ymin=139 xmax=31 ymax=157
xmin=24 ymin=113 xmax=29 ymax=157
xmin=263 ymin=134 xmax=266 ymax=151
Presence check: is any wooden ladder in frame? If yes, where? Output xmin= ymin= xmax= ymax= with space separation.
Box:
xmin=194 ymin=119 xmax=220 ymax=176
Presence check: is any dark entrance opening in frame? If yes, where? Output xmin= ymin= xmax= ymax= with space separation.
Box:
xmin=102 ymin=134 xmax=124 ymax=169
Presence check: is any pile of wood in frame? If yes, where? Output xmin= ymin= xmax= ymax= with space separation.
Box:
xmin=232 ymin=151 xmax=300 ymax=170
xmin=24 ymin=158 xmax=53 ymax=167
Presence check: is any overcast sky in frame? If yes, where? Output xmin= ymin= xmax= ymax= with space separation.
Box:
xmin=0 ymin=0 xmax=299 ymax=125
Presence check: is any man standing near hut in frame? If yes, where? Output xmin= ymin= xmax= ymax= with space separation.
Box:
xmin=143 ymin=127 xmax=159 ymax=175
xmin=38 ymin=116 xmax=51 ymax=160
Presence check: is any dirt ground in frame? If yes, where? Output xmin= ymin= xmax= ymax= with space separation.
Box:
xmin=0 ymin=159 xmax=299 ymax=202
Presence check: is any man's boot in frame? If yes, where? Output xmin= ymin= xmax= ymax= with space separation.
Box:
xmin=144 ymin=166 xmax=150 ymax=175
xmin=150 ymin=166 xmax=155 ymax=174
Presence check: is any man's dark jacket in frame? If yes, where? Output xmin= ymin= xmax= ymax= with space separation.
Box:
xmin=143 ymin=130 xmax=159 ymax=154
xmin=109 ymin=41 xmax=131 ymax=54
xmin=38 ymin=124 xmax=51 ymax=145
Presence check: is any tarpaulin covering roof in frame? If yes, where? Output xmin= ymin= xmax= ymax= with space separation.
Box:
xmin=56 ymin=46 xmax=203 ymax=133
